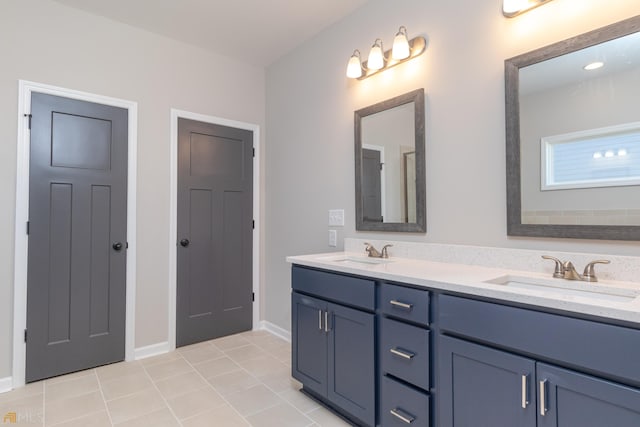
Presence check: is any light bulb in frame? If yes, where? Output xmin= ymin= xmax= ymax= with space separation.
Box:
xmin=584 ymin=61 xmax=604 ymax=71
xmin=605 ymin=150 xmax=615 ymax=158
xmin=392 ymin=27 xmax=410 ymax=60
xmin=367 ymin=39 xmax=385 ymax=71
xmin=503 ymin=0 xmax=527 ymax=15
xmin=346 ymin=50 xmax=363 ymax=79
xmin=618 ymin=149 xmax=628 ymax=157
xmin=593 ymin=152 xmax=602 ymax=159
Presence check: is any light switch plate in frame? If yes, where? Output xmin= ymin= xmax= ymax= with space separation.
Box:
xmin=329 ymin=230 xmax=337 ymax=247
xmin=329 ymin=209 xmax=345 ymax=226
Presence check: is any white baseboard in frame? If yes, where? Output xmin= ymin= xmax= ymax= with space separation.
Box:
xmin=259 ymin=321 xmax=291 ymax=342
xmin=134 ymin=341 xmax=170 ymax=360
xmin=0 ymin=377 xmax=13 ymax=394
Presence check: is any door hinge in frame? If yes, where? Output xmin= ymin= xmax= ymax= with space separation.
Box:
xmin=26 ymin=221 xmax=30 ymax=235
xmin=126 ymin=242 xmax=129 ymax=249
xmin=24 ymin=329 xmax=27 ymax=343
xmin=24 ymin=113 xmax=32 ymax=130
xmin=252 ymin=292 xmax=255 ymax=302
xmin=252 ymin=220 xmax=255 ymax=229
xmin=252 ymin=147 xmax=255 ymax=157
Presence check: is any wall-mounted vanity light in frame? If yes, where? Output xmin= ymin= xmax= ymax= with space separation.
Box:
xmin=346 ymin=26 xmax=426 ymax=80
xmin=503 ymin=0 xmax=553 ymax=18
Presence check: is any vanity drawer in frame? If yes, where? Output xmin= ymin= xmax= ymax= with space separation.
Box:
xmin=380 ymin=283 xmax=430 ymax=326
xmin=381 ymin=375 xmax=429 ymax=427
xmin=380 ymin=317 xmax=430 ymax=391
xmin=439 ymin=294 xmax=640 ymax=386
xmin=291 ymin=265 xmax=375 ymax=311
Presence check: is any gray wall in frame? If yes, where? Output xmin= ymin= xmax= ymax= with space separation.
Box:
xmin=0 ymin=0 xmax=265 ymax=379
xmin=265 ymin=0 xmax=640 ymax=331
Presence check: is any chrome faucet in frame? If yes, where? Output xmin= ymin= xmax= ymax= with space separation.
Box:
xmin=364 ymin=242 xmax=393 ymax=258
xmin=542 ymin=256 xmax=610 ymax=282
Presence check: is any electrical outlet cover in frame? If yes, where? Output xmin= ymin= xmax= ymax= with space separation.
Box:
xmin=329 ymin=230 xmax=337 ymax=247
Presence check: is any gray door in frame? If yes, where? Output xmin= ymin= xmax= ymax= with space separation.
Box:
xmin=362 ymin=148 xmax=382 ymax=222
xmin=176 ymin=118 xmax=253 ymax=347
xmin=26 ymin=93 xmax=128 ymax=382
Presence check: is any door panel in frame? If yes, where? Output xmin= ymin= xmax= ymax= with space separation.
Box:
xmin=362 ymin=148 xmax=382 ymax=222
xmin=27 ymin=93 xmax=128 ymax=382
xmin=439 ymin=336 xmax=536 ymax=427
xmin=327 ymin=303 xmax=375 ymax=426
xmin=537 ymin=363 xmax=640 ymax=427
xmin=177 ymin=118 xmax=253 ymax=346
xmin=291 ymin=293 xmax=327 ymax=397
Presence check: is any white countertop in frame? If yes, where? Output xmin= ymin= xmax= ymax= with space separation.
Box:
xmin=287 ymin=252 xmax=640 ymax=325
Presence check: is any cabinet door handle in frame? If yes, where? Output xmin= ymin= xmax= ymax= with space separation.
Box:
xmin=390 ymin=348 xmax=415 ymax=360
xmin=318 ymin=310 xmax=323 ymax=330
xmin=521 ymin=374 xmax=529 ymax=409
xmin=390 ymin=408 xmax=415 ymax=424
xmin=389 ymin=300 xmax=413 ymax=310
xmin=539 ymin=379 xmax=548 ymax=416
xmin=324 ymin=311 xmax=330 ymax=332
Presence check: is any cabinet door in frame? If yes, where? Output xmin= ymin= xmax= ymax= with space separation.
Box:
xmin=537 ymin=363 xmax=640 ymax=427
xmin=439 ymin=336 xmax=536 ymax=427
xmin=291 ymin=292 xmax=327 ymax=397
xmin=327 ymin=302 xmax=375 ymax=426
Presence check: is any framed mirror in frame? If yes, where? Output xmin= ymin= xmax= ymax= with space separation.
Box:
xmin=505 ymin=15 xmax=640 ymax=241
xmin=355 ymin=88 xmax=426 ymax=232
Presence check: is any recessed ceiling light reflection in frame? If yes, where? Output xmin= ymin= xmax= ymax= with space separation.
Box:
xmin=593 ymin=152 xmax=603 ymax=159
xmin=618 ymin=149 xmax=628 ymax=157
xmin=584 ymin=61 xmax=604 ymax=71
xmin=605 ymin=150 xmax=615 ymax=158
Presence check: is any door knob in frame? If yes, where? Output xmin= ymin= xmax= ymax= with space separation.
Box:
xmin=112 ymin=242 xmax=123 ymax=251
xmin=180 ymin=239 xmax=190 ymax=247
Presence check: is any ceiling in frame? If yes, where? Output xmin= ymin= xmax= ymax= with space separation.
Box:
xmin=53 ymin=0 xmax=369 ymax=67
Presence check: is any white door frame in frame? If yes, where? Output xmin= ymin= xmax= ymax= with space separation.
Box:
xmin=12 ymin=80 xmax=138 ymax=388
xmin=168 ymin=109 xmax=261 ymax=351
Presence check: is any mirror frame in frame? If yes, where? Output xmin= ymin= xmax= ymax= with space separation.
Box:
xmin=355 ymin=88 xmax=426 ymax=232
xmin=505 ymin=15 xmax=640 ymax=241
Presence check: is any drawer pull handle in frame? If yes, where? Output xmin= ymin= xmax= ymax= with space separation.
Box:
xmin=389 ymin=300 xmax=413 ymax=310
xmin=318 ymin=310 xmax=322 ymax=331
xmin=539 ymin=379 xmax=548 ymax=416
xmin=390 ymin=348 xmax=415 ymax=360
xmin=324 ymin=311 xmax=330 ymax=332
xmin=521 ymin=374 xmax=529 ymax=409
xmin=390 ymin=408 xmax=415 ymax=424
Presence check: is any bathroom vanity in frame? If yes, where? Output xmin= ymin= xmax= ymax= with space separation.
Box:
xmin=288 ymin=253 xmax=640 ymax=427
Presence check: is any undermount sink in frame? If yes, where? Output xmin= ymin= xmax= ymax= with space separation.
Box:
xmin=317 ymin=255 xmax=395 ymax=265
xmin=485 ymin=275 xmax=640 ymax=303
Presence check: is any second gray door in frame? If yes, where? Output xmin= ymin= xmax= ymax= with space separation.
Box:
xmin=177 ymin=118 xmax=253 ymax=347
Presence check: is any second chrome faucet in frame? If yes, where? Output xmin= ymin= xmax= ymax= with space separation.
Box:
xmin=542 ymin=255 xmax=610 ymax=282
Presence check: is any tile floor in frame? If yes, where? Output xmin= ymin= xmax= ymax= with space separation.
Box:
xmin=0 ymin=330 xmax=352 ymax=426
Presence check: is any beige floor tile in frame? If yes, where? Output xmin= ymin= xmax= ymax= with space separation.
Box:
xmin=250 ymin=335 xmax=290 ymax=351
xmin=96 ymin=362 xmax=144 ymax=383
xmin=179 ymin=344 xmax=224 ymax=365
xmin=306 ymin=407 xmax=352 ymax=427
xmin=45 ymin=374 xmax=99 ymax=402
xmin=0 ymin=394 xmax=44 ymax=426
xmin=246 ymin=402 xmax=313 ymax=427
xmin=224 ymin=344 xmax=268 ymax=362
xmin=113 ymin=407 xmax=179 ymax=427
xmin=181 ymin=404 xmax=249 ymax=427
xmin=44 ymin=369 xmax=96 ymax=386
xmin=193 ymin=357 xmax=241 ymax=379
xmin=225 ymin=384 xmax=283 ymax=417
xmin=45 ymin=391 xmax=105 ymax=426
xmin=48 ymin=410 xmax=111 ymax=427
xmin=237 ymin=355 xmax=288 ymax=378
xmin=154 ymin=371 xmax=208 ymax=400
xmin=100 ymin=371 xmax=154 ymax=401
xmin=206 ymin=369 xmax=259 ymax=396
xmin=278 ymin=389 xmax=320 ymax=414
xmin=144 ymin=358 xmax=193 ymax=382
xmin=106 ymin=388 xmax=165 ymax=424
xmin=265 ymin=345 xmax=292 ymax=362
xmin=259 ymin=369 xmax=298 ymax=393
xmin=210 ymin=335 xmax=251 ymax=351
xmin=138 ymin=351 xmax=183 ymax=367
xmin=0 ymin=382 xmax=43 ymax=405
xmin=238 ymin=330 xmax=272 ymax=339
xmin=166 ymin=386 xmax=226 ymax=420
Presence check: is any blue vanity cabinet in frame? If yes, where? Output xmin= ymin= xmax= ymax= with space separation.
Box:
xmin=437 ymin=294 xmax=640 ymax=427
xmin=291 ymin=266 xmax=376 ymax=426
